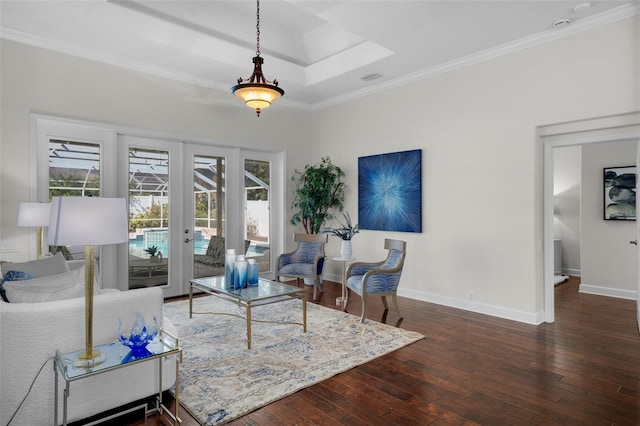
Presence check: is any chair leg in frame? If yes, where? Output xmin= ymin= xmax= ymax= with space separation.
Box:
xmin=391 ymin=294 xmax=403 ymax=319
xmin=360 ymin=293 xmax=368 ymax=323
xmin=311 ymin=277 xmax=323 ymax=302
xmin=381 ymin=295 xmax=389 ymax=311
xmin=312 ymin=278 xmax=318 ymax=301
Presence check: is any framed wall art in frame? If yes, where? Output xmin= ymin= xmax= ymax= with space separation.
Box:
xmin=603 ymin=165 xmax=636 ymax=220
xmin=358 ymin=149 xmax=422 ymax=232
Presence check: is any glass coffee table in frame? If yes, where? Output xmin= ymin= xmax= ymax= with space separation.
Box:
xmin=189 ymin=276 xmax=307 ymax=349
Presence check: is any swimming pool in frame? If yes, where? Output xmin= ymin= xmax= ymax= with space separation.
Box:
xmin=128 ymin=239 xmax=268 ymax=258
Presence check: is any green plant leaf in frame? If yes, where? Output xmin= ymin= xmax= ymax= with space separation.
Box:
xmin=290 ymin=156 xmax=345 ymax=234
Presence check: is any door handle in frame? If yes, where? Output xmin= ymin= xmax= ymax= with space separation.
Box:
xmin=630 ymin=240 xmax=637 ymax=245
xmin=185 ymin=238 xmax=193 ymax=243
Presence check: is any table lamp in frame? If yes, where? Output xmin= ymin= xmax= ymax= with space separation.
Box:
xmin=48 ymin=196 xmax=128 ymax=365
xmin=17 ymin=202 xmax=51 ymax=259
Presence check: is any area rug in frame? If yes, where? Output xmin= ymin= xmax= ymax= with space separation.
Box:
xmin=163 ymin=296 xmax=424 ymax=425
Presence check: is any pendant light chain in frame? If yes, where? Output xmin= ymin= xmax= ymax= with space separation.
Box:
xmin=255 ymin=0 xmax=261 ymax=57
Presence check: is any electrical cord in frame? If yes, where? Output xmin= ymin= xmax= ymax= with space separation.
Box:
xmin=7 ymin=357 xmax=52 ymax=425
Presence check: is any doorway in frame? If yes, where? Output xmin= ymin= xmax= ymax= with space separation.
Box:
xmin=541 ymin=112 xmax=640 ymax=323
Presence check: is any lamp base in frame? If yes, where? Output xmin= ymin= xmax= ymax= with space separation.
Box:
xmin=72 ymin=350 xmax=106 ymax=368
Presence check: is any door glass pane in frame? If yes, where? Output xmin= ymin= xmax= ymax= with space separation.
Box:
xmin=193 ymin=155 xmax=226 ymax=278
xmin=49 ymin=140 xmax=101 ymax=197
xmin=128 ymin=148 xmax=169 ymax=289
xmin=245 ymin=158 xmax=271 ymax=273
xmin=48 ymin=139 xmax=100 ymax=259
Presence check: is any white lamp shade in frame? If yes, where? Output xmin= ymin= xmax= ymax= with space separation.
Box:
xmin=17 ymin=202 xmax=51 ymax=227
xmin=48 ymin=197 xmax=128 ymax=246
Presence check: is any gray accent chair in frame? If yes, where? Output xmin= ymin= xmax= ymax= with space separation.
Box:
xmin=345 ymin=238 xmax=407 ymax=323
xmin=276 ymin=233 xmax=328 ymax=301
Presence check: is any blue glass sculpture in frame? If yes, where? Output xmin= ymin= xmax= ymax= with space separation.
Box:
xmin=119 ymin=312 xmax=158 ymax=362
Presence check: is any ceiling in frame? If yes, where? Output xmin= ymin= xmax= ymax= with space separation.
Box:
xmin=1 ymin=1 xmax=638 ymax=111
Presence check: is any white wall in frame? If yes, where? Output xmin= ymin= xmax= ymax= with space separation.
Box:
xmin=581 ymin=140 xmax=637 ymax=299
xmin=1 ymin=15 xmax=638 ymax=323
xmin=311 ymin=15 xmax=639 ymax=322
xmin=554 ymin=146 xmax=581 ymax=276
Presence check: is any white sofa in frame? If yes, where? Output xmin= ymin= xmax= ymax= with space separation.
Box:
xmin=0 ymin=285 xmax=178 ymax=426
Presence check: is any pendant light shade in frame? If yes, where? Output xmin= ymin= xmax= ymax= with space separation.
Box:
xmin=231 ymin=0 xmax=284 ymax=117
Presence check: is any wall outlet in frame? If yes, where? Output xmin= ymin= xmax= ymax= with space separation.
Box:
xmin=468 ymin=291 xmax=475 ymax=301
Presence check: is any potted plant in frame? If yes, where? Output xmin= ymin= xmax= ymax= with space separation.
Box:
xmin=144 ymin=245 xmax=160 ymax=262
xmin=290 ymin=156 xmax=345 ymax=234
xmin=323 ymin=212 xmax=359 ymax=259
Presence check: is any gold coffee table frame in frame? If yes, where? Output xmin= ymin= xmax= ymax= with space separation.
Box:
xmin=189 ymin=276 xmax=307 ymax=349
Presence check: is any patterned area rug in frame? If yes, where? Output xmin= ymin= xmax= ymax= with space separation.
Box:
xmin=164 ymin=296 xmax=424 ymax=425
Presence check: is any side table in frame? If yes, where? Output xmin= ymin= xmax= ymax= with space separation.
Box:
xmin=54 ymin=330 xmax=182 ymax=426
xmin=331 ymin=256 xmax=355 ymax=306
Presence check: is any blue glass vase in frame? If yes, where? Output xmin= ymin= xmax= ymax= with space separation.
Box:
xmin=247 ymin=259 xmax=259 ymax=286
xmin=225 ymin=249 xmax=236 ymax=290
xmin=234 ymin=255 xmax=248 ymax=289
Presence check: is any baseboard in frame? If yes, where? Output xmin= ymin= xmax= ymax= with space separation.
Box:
xmin=397 ymin=288 xmax=544 ymax=325
xmin=562 ymin=268 xmax=581 ymax=276
xmin=579 ymin=283 xmax=637 ymax=300
xmin=325 ymin=278 xmax=544 ymax=325
xmin=323 ymin=272 xmax=341 ymax=283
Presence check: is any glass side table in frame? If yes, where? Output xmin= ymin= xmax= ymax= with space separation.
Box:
xmin=54 ymin=330 xmax=182 ymax=426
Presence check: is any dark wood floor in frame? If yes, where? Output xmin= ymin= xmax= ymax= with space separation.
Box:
xmin=114 ymin=276 xmax=640 ymax=425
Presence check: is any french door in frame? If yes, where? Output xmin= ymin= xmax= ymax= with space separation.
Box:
xmin=120 ymin=137 xmax=246 ymax=298
xmin=119 ymin=137 xmax=281 ymax=297
xmin=185 ymin=147 xmax=280 ymax=283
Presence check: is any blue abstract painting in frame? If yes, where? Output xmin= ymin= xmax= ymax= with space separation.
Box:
xmin=358 ymin=149 xmax=422 ymax=233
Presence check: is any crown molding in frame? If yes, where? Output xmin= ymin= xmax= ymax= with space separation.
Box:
xmin=309 ymin=2 xmax=640 ymax=111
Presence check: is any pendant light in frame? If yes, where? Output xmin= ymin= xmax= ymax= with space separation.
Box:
xmin=231 ymin=0 xmax=284 ymax=117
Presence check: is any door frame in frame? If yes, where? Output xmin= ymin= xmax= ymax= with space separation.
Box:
xmin=540 ymin=111 xmax=640 ymax=323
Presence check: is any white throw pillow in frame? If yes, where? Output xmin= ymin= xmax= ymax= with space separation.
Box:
xmin=0 ymin=252 xmax=69 ymax=278
xmin=3 ymin=266 xmax=100 ymax=303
